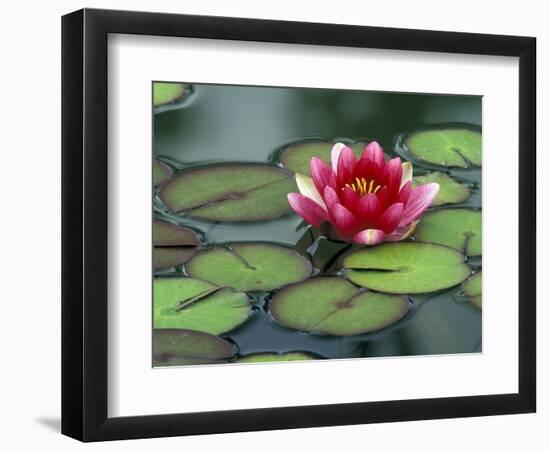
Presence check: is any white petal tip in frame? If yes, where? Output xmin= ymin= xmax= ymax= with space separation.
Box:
xmin=331 ymin=142 xmax=346 ymax=152
xmin=295 ymin=173 xmax=327 ymax=210
xmin=353 ymin=229 xmax=386 ymax=245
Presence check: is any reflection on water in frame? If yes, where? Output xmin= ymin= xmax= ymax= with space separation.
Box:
xmin=154 ymin=83 xmax=482 ymax=361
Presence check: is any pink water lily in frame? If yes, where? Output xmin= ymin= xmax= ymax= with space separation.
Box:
xmin=287 ymin=142 xmax=439 ymax=245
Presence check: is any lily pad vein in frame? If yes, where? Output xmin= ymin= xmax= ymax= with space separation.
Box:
xmin=175 ymin=287 xmax=224 ymax=311
xmin=227 ymin=246 xmax=257 ymax=271
xmin=178 ymin=177 xmax=291 ymax=214
xmin=305 ymin=290 xmax=364 ymax=332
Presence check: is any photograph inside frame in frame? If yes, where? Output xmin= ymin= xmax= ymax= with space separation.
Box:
xmin=151 ymin=81 xmax=482 ymax=367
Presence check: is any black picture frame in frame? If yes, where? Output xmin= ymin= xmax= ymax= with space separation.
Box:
xmin=61 ymin=8 xmax=536 ymax=442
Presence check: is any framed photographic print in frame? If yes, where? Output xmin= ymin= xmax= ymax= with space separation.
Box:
xmin=62 ymin=8 xmax=536 ymax=442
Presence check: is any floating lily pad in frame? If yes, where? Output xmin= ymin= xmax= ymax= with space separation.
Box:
xmin=153 ymin=329 xmax=236 ymax=366
xmin=270 ymin=277 xmax=408 ymax=336
xmin=404 ymin=128 xmax=481 ymax=167
xmin=153 ymin=221 xmax=200 ymax=270
xmin=154 ymin=220 xmax=200 ymax=247
xmin=153 ymin=160 xmax=173 ymax=187
xmin=415 ymin=209 xmax=482 ymax=256
xmin=154 ymin=247 xmax=197 ymax=271
xmin=186 ymin=243 xmax=312 ymax=291
xmin=154 ymin=278 xmax=251 ymax=334
xmin=278 ymin=140 xmax=365 ymax=175
xmin=343 ymin=243 xmax=471 ymax=294
xmin=159 ymin=164 xmax=297 ymax=222
xmin=236 ymin=352 xmax=320 ymax=363
xmin=413 ymin=172 xmax=471 ymax=206
xmin=463 ymin=272 xmax=482 ymax=308
xmin=153 ymin=82 xmax=189 ymax=107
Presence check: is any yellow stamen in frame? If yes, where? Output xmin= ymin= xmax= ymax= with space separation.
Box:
xmin=368 ymin=179 xmax=375 ymax=193
xmin=342 ymin=176 xmax=383 ymax=197
xmin=353 ymin=178 xmax=360 ymax=195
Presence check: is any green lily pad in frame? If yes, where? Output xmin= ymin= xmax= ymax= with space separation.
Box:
xmin=270 ymin=277 xmax=409 ymax=336
xmin=153 ymin=82 xmax=189 ymax=107
xmin=186 ymin=243 xmax=312 ymax=291
xmin=415 ymin=209 xmax=482 ymax=256
xmin=343 ymin=242 xmax=471 ymax=294
xmin=278 ymin=140 xmax=365 ymax=175
xmin=404 ymin=128 xmax=481 ymax=167
xmin=153 ymin=160 xmax=173 ymax=187
xmin=463 ymin=272 xmax=482 ymax=308
xmin=153 ymin=221 xmax=200 ymax=270
xmin=153 ymin=329 xmax=236 ymax=366
xmin=412 ymin=172 xmax=471 ymax=206
xmin=235 ymin=352 xmax=320 ymax=363
xmin=154 ymin=278 xmax=251 ymax=334
xmin=154 ymin=220 xmax=200 ymax=247
xmin=159 ymin=163 xmax=297 ymax=222
xmin=154 ymin=247 xmax=197 ymax=271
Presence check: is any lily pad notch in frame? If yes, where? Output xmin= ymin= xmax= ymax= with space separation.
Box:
xmin=415 ymin=208 xmax=482 ymax=256
xmin=159 ymin=163 xmax=297 ymax=222
xmin=186 ymin=242 xmax=312 ymax=291
xmin=153 ymin=220 xmax=201 ymax=271
xmin=403 ymin=128 xmax=482 ymax=168
xmin=270 ymin=277 xmax=409 ymax=336
xmin=342 ymin=242 xmax=471 ymax=294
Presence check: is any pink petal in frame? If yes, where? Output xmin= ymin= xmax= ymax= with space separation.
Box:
xmin=398 ymin=181 xmax=412 ymax=204
xmin=323 ymin=185 xmax=341 ymax=211
xmin=376 ymin=185 xmax=390 ymax=209
xmin=376 ymin=202 xmax=404 ymax=233
xmin=353 ymin=229 xmax=386 ymax=245
xmin=355 ymin=193 xmax=381 ymax=223
xmin=337 ymin=146 xmax=358 ymax=185
xmin=362 ymin=141 xmax=385 ymax=168
xmin=354 ymin=157 xmax=369 ymax=177
xmin=399 ymin=183 xmax=440 ymax=226
xmin=385 ymin=220 xmax=419 ymax=241
xmin=287 ymin=193 xmax=328 ymax=226
xmin=354 ymin=157 xmax=379 ymax=182
xmin=384 ymin=158 xmax=403 ymax=196
xmin=331 ymin=143 xmax=346 ymax=172
xmin=310 ymin=157 xmax=334 ymax=195
xmin=340 ymin=186 xmax=360 ymax=212
xmin=295 ymin=173 xmax=327 ymax=210
xmin=328 ymin=203 xmax=360 ymax=237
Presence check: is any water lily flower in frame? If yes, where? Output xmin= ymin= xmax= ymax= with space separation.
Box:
xmin=287 ymin=142 xmax=439 ymax=245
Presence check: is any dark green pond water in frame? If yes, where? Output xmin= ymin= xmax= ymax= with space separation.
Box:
xmin=154 ymin=83 xmax=482 ymax=361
